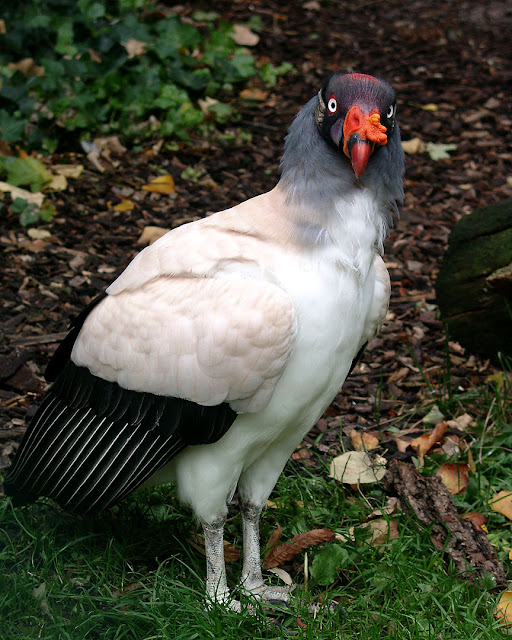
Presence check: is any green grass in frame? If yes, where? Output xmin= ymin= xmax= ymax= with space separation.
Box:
xmin=1 ymin=454 xmax=509 ymax=640
xmin=1 ymin=357 xmax=511 ymax=639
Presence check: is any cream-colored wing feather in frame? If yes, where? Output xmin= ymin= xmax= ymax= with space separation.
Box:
xmin=72 ymin=274 xmax=297 ymax=413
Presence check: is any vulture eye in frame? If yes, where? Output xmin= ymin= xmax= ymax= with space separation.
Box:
xmin=387 ymin=104 xmax=395 ymax=119
xmin=327 ymin=95 xmax=338 ymax=114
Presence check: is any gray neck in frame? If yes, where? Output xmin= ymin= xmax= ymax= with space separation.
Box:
xmin=277 ymin=96 xmax=404 ymax=250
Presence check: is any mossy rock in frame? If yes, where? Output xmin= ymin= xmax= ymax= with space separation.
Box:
xmin=435 ymin=200 xmax=512 ymax=360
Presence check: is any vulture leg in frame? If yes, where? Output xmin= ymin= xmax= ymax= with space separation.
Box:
xmin=239 ymin=498 xmax=293 ymax=604
xmin=202 ymin=516 xmax=239 ymax=611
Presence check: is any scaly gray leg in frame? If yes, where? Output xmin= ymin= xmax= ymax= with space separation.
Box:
xmin=202 ymin=516 xmax=240 ymax=611
xmin=239 ymin=499 xmax=293 ymax=603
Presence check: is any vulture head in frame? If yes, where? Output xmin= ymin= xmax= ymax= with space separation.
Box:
xmin=315 ymin=72 xmax=398 ymax=179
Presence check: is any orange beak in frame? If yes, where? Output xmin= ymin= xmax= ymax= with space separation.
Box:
xmin=342 ymin=105 xmax=388 ymax=178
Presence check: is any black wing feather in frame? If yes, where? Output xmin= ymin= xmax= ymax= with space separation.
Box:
xmin=4 ymin=362 xmax=237 ymax=514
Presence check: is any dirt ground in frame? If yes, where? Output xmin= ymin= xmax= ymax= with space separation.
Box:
xmin=1 ymin=0 xmax=512 ymax=472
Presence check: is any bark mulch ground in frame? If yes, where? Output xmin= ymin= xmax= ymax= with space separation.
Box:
xmin=1 ymin=1 xmax=511 ymax=487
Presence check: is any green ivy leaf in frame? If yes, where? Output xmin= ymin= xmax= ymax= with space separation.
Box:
xmin=4 ymin=157 xmax=53 ymax=192
xmin=310 ymin=544 xmax=351 ymax=586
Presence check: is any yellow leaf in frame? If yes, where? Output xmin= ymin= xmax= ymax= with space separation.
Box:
xmin=113 ymin=199 xmax=134 ymax=212
xmin=421 ymin=103 xmax=438 ymax=112
xmin=489 ymin=491 xmax=512 ymax=520
xmin=509 ymin=549 xmax=512 ymax=561
xmin=436 ymin=463 xmax=469 ymax=494
xmin=141 ymin=174 xmax=176 ymax=195
xmin=495 ymin=591 xmax=512 ymax=628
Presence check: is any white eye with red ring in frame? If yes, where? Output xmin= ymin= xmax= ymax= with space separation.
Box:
xmin=327 ymin=95 xmax=338 ymax=114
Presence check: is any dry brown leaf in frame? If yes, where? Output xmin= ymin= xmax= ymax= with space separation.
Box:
xmin=113 ymin=199 xmax=135 ymax=212
xmin=401 ymin=137 xmax=425 ymax=154
xmin=188 ymin=533 xmax=241 ymax=563
xmin=262 ymin=528 xmax=335 ymax=569
xmin=369 ymin=496 xmax=401 ymax=519
xmin=461 ymin=512 xmax=488 ymax=530
xmin=361 ymin=519 xmax=399 ymax=546
xmin=141 ymin=174 xmax=176 ymax=195
xmin=231 ymin=24 xmax=259 ymax=46
xmin=495 ymin=591 xmax=512 ymax=629
xmin=329 ymin=451 xmax=387 ymax=484
xmin=137 ymin=226 xmax=170 ymax=245
xmin=436 ymin=463 xmax=470 ymax=494
xmin=489 ymin=491 xmax=512 ymax=520
xmin=7 ymin=57 xmax=44 ymax=78
xmin=411 ymin=421 xmax=448 ymax=457
xmin=0 ymin=19 xmax=6 ymax=34
xmin=239 ymin=88 xmax=269 ymax=101
xmin=122 ymin=38 xmax=147 ymax=58
xmin=350 ymin=429 xmax=379 ymax=451
xmin=446 ymin=413 xmax=473 ymax=430
xmin=266 ymin=523 xmax=283 ymax=551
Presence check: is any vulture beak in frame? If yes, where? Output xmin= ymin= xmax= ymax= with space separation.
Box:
xmin=342 ymin=105 xmax=388 ymax=179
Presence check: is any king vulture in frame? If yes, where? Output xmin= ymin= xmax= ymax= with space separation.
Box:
xmin=5 ymin=72 xmax=404 ymax=609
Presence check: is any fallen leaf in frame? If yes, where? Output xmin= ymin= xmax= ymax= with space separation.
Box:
xmin=401 ymin=137 xmax=425 ymax=154
xmin=122 ymin=38 xmax=147 ymax=58
xmin=32 ymin=582 xmax=49 ymax=615
xmin=350 ymin=429 xmax=379 ymax=451
xmin=425 ymin=141 xmax=457 ymax=161
xmin=141 ymin=174 xmax=176 ymax=195
xmin=329 ymin=451 xmax=387 ymax=484
xmin=7 ymin=57 xmax=44 ymax=77
xmin=46 ymin=173 xmax=67 ymax=191
xmin=137 ymin=226 xmax=170 ymax=245
xmin=0 ymin=19 xmax=5 ymax=34
xmin=411 ymin=421 xmax=448 ymax=457
xmin=495 ymin=591 xmax=512 ymax=629
xmin=188 ymin=533 xmax=241 ymax=563
xmin=423 ymin=405 xmax=445 ymax=425
xmin=436 ymin=463 xmax=470 ymax=494
xmin=231 ymin=24 xmax=259 ymax=46
xmin=263 ymin=529 xmax=335 ymax=569
xmin=113 ymin=199 xmax=135 ymax=212
xmin=27 ymin=228 xmax=51 ymax=240
xmin=51 ymin=164 xmax=84 ymax=178
xmin=303 ymin=0 xmax=321 ymax=9
xmin=268 ymin=567 xmax=294 ymax=586
xmin=369 ymin=496 xmax=401 ymax=519
xmin=0 ymin=181 xmax=44 ymax=206
xmin=361 ymin=519 xmax=399 ymax=546
xmin=421 ymin=103 xmax=438 ymax=112
xmin=489 ymin=491 xmax=512 ymax=520
xmin=266 ymin=524 xmax=283 ymax=551
xmin=461 ymin=512 xmax=488 ymax=530
xmin=239 ymin=88 xmax=269 ymax=101
xmin=445 ymin=413 xmax=473 ymax=431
